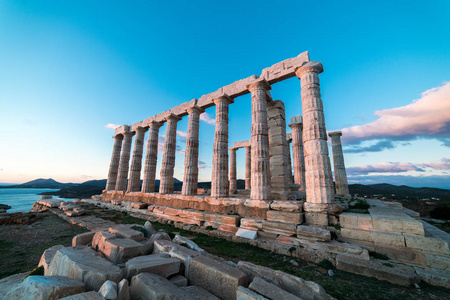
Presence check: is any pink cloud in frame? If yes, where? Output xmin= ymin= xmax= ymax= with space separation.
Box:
xmin=419 ymin=158 xmax=450 ymax=170
xmin=347 ymin=162 xmax=421 ymax=176
xmin=200 ymin=112 xmax=215 ymax=125
xmin=341 ymin=82 xmax=450 ymax=143
xmin=105 ymin=123 xmax=120 ymax=129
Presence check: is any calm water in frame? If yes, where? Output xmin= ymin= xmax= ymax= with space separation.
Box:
xmin=0 ymin=188 xmax=73 ymax=212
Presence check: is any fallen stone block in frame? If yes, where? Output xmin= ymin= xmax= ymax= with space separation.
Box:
xmin=414 ymin=266 xmax=450 ymax=289
xmin=102 ymin=237 xmax=148 ymax=263
xmin=0 ymin=272 xmax=29 ymax=299
xmin=266 ymin=211 xmax=304 ymax=224
xmin=189 ymin=255 xmax=249 ymax=300
xmin=237 ymin=286 xmax=269 ymax=300
xmin=181 ymin=286 xmax=220 ymax=300
xmin=109 ymin=224 xmax=144 ymax=241
xmin=125 ymin=254 xmax=181 ymax=279
xmin=4 ymin=275 xmax=84 ymax=300
xmin=144 ymin=221 xmax=156 ymax=237
xmin=296 ymin=225 xmax=331 ymax=241
xmin=38 ymin=244 xmax=64 ymax=273
xmin=169 ymin=274 xmax=188 ymax=287
xmin=404 ymin=234 xmax=449 ymax=255
xmin=153 ymin=240 xmax=201 ymax=278
xmin=336 ymin=255 xmax=419 ymax=286
xmin=98 ymin=280 xmax=117 ymax=300
xmin=262 ymin=220 xmax=297 ymax=236
xmin=237 ymin=261 xmax=329 ymax=300
xmin=236 ymin=228 xmax=258 ymax=240
xmin=147 ymin=232 xmax=171 ymax=252
xmin=72 ymin=232 xmax=97 ymax=247
xmin=60 ymin=291 xmax=104 ymax=300
xmin=172 ymin=234 xmax=207 ymax=254
xmin=129 ymin=273 xmax=195 ymax=300
xmin=91 ymin=231 xmax=116 ymax=251
xmin=249 ymin=277 xmax=301 ymax=300
xmin=46 ymin=246 xmax=124 ymax=291
xmin=117 ymin=278 xmax=130 ymax=300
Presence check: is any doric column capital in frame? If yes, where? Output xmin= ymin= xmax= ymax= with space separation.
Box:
xmin=212 ymin=93 xmax=234 ymax=106
xmin=288 ymin=115 xmax=303 ymax=129
xmin=164 ymin=113 xmax=182 ymax=123
xmin=328 ymin=130 xmax=343 ymax=138
xmin=186 ymin=105 xmax=205 ymax=115
xmin=114 ymin=125 xmax=130 ymax=138
xmin=133 ymin=126 xmax=149 ymax=134
xmin=294 ymin=61 xmax=324 ymax=78
xmin=147 ymin=120 xmax=164 ymax=129
xmin=246 ymin=78 xmax=271 ymax=93
xmin=123 ymin=131 xmax=135 ymax=137
xmin=229 ymin=147 xmax=238 ymax=152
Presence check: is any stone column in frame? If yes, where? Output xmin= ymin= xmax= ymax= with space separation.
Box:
xmin=289 ymin=116 xmax=306 ymax=191
xmin=160 ymin=113 xmax=181 ymax=194
xmin=286 ymin=139 xmax=294 ymax=184
xmin=142 ymin=121 xmax=163 ymax=193
xmin=181 ymin=105 xmax=204 ymax=196
xmin=115 ymin=131 xmax=135 ymax=192
xmin=127 ymin=126 xmax=148 ymax=192
xmin=295 ymin=62 xmax=336 ymax=225
xmin=267 ymin=100 xmax=289 ymax=198
xmin=244 ymin=146 xmax=251 ymax=189
xmin=329 ymin=131 xmax=350 ymax=197
xmin=105 ymin=134 xmax=123 ymax=191
xmin=211 ymin=94 xmax=233 ymax=198
xmin=229 ymin=147 xmax=237 ymax=191
xmin=247 ymin=78 xmax=271 ymax=201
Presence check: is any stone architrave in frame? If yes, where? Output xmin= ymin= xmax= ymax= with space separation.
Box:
xmin=244 ymin=146 xmax=251 ymax=189
xmin=142 ymin=121 xmax=163 ymax=193
xmin=105 ymin=134 xmax=124 ymax=191
xmin=288 ymin=116 xmax=306 ymax=191
xmin=328 ymin=131 xmax=350 ymax=196
xmin=295 ymin=62 xmax=334 ymax=215
xmin=181 ymin=105 xmax=204 ymax=196
xmin=267 ymin=100 xmax=289 ymax=197
xmin=115 ymin=130 xmax=135 ymax=192
xmin=127 ymin=126 xmax=148 ymax=192
xmin=211 ymin=94 xmax=233 ymax=198
xmin=247 ymin=78 xmax=272 ymax=200
xmin=229 ymin=147 xmax=237 ymax=191
xmin=160 ymin=113 xmax=182 ymax=194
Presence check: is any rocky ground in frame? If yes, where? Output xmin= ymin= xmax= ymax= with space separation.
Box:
xmin=1 ymin=204 xmax=449 ymax=299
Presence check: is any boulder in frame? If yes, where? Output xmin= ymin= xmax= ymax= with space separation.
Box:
xmin=237 ymin=261 xmax=329 ymax=300
xmin=153 ymin=240 xmax=201 ymax=278
xmin=38 ymin=244 xmax=64 ymax=273
xmin=46 ymin=246 xmax=124 ymax=291
xmin=109 ymin=224 xmax=144 ymax=241
xmin=0 ymin=272 xmax=30 ymax=299
xmin=189 ymin=254 xmax=249 ymax=300
xmin=98 ymin=280 xmax=117 ymax=300
xmin=92 ymin=231 xmax=147 ymax=263
xmin=147 ymin=232 xmax=171 ymax=252
xmin=236 ymin=286 xmax=269 ymax=300
xmin=72 ymin=232 xmax=97 ymax=247
xmin=129 ymin=273 xmax=195 ymax=300
xmin=172 ymin=234 xmax=206 ymax=254
xmin=249 ymin=277 xmax=301 ymax=300
xmin=4 ymin=275 xmax=84 ymax=300
xmin=144 ymin=221 xmax=156 ymax=237
xmin=181 ymin=286 xmax=220 ymax=300
xmin=169 ymin=275 xmax=188 ymax=287
xmin=125 ymin=254 xmax=181 ymax=279
xmin=117 ymin=278 xmax=130 ymax=300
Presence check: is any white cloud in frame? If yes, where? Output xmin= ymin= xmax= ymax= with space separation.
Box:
xmin=177 ymin=130 xmax=188 ymax=138
xmin=105 ymin=123 xmax=120 ymax=129
xmin=200 ymin=112 xmax=215 ymax=125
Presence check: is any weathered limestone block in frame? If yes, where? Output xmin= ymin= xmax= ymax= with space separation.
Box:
xmin=92 ymin=231 xmax=116 ymax=251
xmin=304 ymin=212 xmax=329 ymax=227
xmin=371 ymin=231 xmax=405 ymax=247
xmin=125 ymin=254 xmax=181 ymax=279
xmin=244 ymin=199 xmax=271 ymax=209
xmin=404 ymin=234 xmax=450 ymax=254
xmin=270 ymin=200 xmax=304 ymax=212
xmin=236 ymin=286 xmax=269 ymax=300
xmin=240 ymin=218 xmax=265 ymax=231
xmin=424 ymin=252 xmax=450 ymax=270
xmin=0 ymin=272 xmax=29 ymax=299
xmin=369 ymin=207 xmax=425 ymax=236
xmin=296 ymin=225 xmax=331 ymax=241
xmin=204 ymin=212 xmax=240 ymax=226
xmin=152 ymin=240 xmax=201 ymax=278
xmin=129 ymin=273 xmax=195 ymax=300
xmin=38 ymin=244 xmax=64 ymax=273
xmin=262 ymin=220 xmax=297 ymax=236
xmin=98 ymin=280 xmax=117 ymax=300
xmin=59 ymin=291 xmax=104 ymax=300
xmin=237 ymin=261 xmax=329 ymax=300
xmin=336 ymin=255 xmax=419 ymax=286
xmin=249 ymin=277 xmax=301 ymax=300
xmin=109 ymin=224 xmax=144 ymax=241
xmin=103 ymin=238 xmax=148 ymax=264
xmin=72 ymin=232 xmax=97 ymax=247
xmin=172 ymin=234 xmax=207 ymax=254
xmin=169 ymin=274 xmax=188 ymax=287
xmin=189 ymin=255 xmax=249 ymax=300
xmin=266 ymin=211 xmax=304 ymax=224
xmin=414 ymin=266 xmax=450 ymax=289
xmin=181 ymin=286 xmax=220 ymax=300
xmin=340 ymin=228 xmax=372 ymax=242
xmin=4 ymin=276 xmax=84 ymax=300
xmin=339 ymin=213 xmax=373 ymax=230
xmin=236 ymin=228 xmax=258 ymax=240
xmin=37 ymin=199 xmax=63 ymax=208
xmin=46 ymin=246 xmax=124 ymax=291
xmin=117 ymin=278 xmax=130 ymax=300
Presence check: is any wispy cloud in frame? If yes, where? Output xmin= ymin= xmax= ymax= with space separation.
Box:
xmin=200 ymin=112 xmax=215 ymax=125
xmin=198 ymin=160 xmax=208 ymax=169
xmin=347 ymin=158 xmax=450 ymax=176
xmin=341 ymin=82 xmax=450 ymax=149
xmin=419 ymin=158 xmax=450 ymax=170
xmin=105 ymin=123 xmax=120 ymax=129
xmin=348 ymin=174 xmax=450 ymax=189
xmin=345 ymin=140 xmax=396 ymax=153
xmin=177 ymin=130 xmax=188 ymax=138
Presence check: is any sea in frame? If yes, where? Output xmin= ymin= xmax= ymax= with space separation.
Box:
xmin=0 ymin=188 xmax=73 ymax=213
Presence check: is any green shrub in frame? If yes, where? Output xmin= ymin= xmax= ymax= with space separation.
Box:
xmin=27 ymin=265 xmax=44 ymax=277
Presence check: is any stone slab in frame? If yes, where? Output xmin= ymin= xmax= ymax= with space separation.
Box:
xmin=236 ymin=286 xmax=269 ymax=300
xmin=109 ymin=224 xmax=144 ymax=241
xmin=0 ymin=272 xmax=29 ymax=299
xmin=129 ymin=273 xmax=195 ymax=300
xmin=103 ymin=237 xmax=148 ymax=263
xmin=339 ymin=212 xmax=373 ymax=230
xmin=38 ymin=244 xmax=64 ymax=273
xmin=296 ymin=225 xmax=331 ymax=242
xmin=60 ymin=291 xmax=104 ymax=300
xmin=126 ymin=254 xmax=181 ymax=279
xmin=369 ymin=207 xmax=424 ymax=236
xmin=181 ymin=286 xmax=220 ymax=300
xmin=241 ymin=218 xmax=264 ymax=231
xmin=270 ymin=201 xmax=304 ymax=212
xmin=414 ymin=266 xmax=450 ymax=289
xmin=72 ymin=232 xmax=97 ymax=247
xmin=266 ymin=211 xmax=304 ymax=224
xmin=262 ymin=220 xmax=297 ymax=236
xmin=249 ymin=277 xmax=301 ymax=300
xmin=404 ymin=234 xmax=450 ymax=255
xmin=236 ymin=228 xmax=258 ymax=240
xmin=153 ymin=240 xmax=201 ymax=278
xmin=169 ymin=274 xmax=188 ymax=287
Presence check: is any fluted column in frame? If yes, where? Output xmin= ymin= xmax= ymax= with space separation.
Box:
xmin=160 ymin=113 xmax=182 ymax=194
xmin=105 ymin=134 xmax=123 ymax=191
xmin=211 ymin=94 xmax=233 ymax=198
xmin=127 ymin=126 xmax=148 ymax=192
xmin=142 ymin=121 xmax=163 ymax=193
xmin=115 ymin=131 xmax=135 ymax=191
xmin=329 ymin=131 xmax=350 ymax=197
xmin=229 ymin=147 xmax=237 ymax=191
xmin=286 ymin=135 xmax=294 ymax=184
xmin=247 ymin=78 xmax=271 ymax=200
xmin=295 ymin=62 xmax=334 ymax=206
xmin=289 ymin=116 xmax=306 ymax=191
xmin=182 ymin=105 xmax=204 ymax=196
xmin=244 ymin=146 xmax=251 ymax=189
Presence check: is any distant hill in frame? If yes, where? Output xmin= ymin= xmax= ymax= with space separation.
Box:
xmin=349 ymin=183 xmax=450 ymax=201
xmin=0 ymin=178 xmax=74 ymax=189
xmin=80 ymin=179 xmax=107 ymax=188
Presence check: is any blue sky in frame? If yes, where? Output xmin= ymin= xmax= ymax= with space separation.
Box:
xmin=0 ymin=1 xmax=449 ymax=188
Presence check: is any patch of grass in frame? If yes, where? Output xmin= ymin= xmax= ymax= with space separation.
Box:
xmin=28 ymin=265 xmax=44 ymax=276
xmin=369 ymin=251 xmax=390 ymax=260
xmin=333 ymin=224 xmax=343 ymax=230
xmin=317 ymin=259 xmax=334 ymax=270
xmin=382 ymin=262 xmax=394 ymax=268
xmin=205 ymin=226 xmax=215 ymax=231
xmin=131 ymin=225 xmax=146 ymax=234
